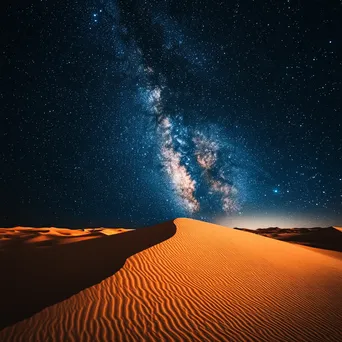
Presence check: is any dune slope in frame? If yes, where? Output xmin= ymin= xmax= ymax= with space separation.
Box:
xmin=1 ymin=218 xmax=342 ymax=341
xmin=0 ymin=223 xmax=175 ymax=329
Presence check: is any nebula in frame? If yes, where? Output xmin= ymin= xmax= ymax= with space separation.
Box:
xmin=101 ymin=1 xmax=246 ymax=218
xmin=138 ymin=73 xmax=242 ymax=215
xmin=159 ymin=117 xmax=200 ymax=213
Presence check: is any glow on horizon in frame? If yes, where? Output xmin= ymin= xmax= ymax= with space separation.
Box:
xmin=216 ymin=214 xmax=338 ymax=229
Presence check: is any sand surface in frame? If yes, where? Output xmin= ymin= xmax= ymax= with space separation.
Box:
xmin=1 ymin=218 xmax=342 ymax=341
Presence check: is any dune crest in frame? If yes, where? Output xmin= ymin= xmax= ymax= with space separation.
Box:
xmin=1 ymin=218 xmax=342 ymax=341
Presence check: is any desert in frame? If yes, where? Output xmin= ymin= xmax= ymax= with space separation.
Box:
xmin=1 ymin=218 xmax=341 ymax=341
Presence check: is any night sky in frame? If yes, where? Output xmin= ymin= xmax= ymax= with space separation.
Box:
xmin=1 ymin=0 xmax=341 ymax=228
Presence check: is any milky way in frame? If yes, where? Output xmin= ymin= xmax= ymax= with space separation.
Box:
xmin=105 ymin=0 xmax=253 ymax=220
xmin=104 ymin=1 xmax=249 ymax=217
xmin=139 ymin=74 xmax=243 ymax=215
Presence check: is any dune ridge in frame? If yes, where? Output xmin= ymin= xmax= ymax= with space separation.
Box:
xmin=1 ymin=218 xmax=342 ymax=341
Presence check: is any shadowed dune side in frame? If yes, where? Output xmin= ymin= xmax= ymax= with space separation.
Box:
xmin=277 ymin=226 xmax=342 ymax=252
xmin=0 ymin=221 xmax=176 ymax=330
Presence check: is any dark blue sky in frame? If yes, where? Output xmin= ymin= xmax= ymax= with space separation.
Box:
xmin=1 ymin=0 xmax=341 ymax=228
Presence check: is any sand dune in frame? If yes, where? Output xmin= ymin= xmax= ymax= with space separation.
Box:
xmin=1 ymin=218 xmax=342 ymax=341
xmin=0 ymin=223 xmax=172 ymax=329
xmin=0 ymin=226 xmax=130 ymax=249
xmin=235 ymin=226 xmax=342 ymax=252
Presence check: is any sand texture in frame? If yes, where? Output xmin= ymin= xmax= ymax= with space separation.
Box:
xmin=1 ymin=218 xmax=342 ymax=341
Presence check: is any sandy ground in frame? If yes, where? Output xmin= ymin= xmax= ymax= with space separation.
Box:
xmin=1 ymin=218 xmax=341 ymax=341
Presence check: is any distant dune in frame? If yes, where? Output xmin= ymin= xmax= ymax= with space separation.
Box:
xmin=0 ymin=226 xmax=130 ymax=249
xmin=1 ymin=219 xmax=342 ymax=341
xmin=235 ymin=226 xmax=342 ymax=253
xmin=334 ymin=226 xmax=342 ymax=233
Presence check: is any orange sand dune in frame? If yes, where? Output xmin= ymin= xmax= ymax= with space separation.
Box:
xmin=300 ymin=245 xmax=342 ymax=261
xmin=1 ymin=218 xmax=342 ymax=341
xmin=0 ymin=226 xmax=130 ymax=249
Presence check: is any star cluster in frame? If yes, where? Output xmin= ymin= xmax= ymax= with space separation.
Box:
xmin=0 ymin=0 xmax=341 ymax=227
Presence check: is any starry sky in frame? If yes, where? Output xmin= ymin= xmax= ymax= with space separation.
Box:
xmin=1 ymin=0 xmax=341 ymax=228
